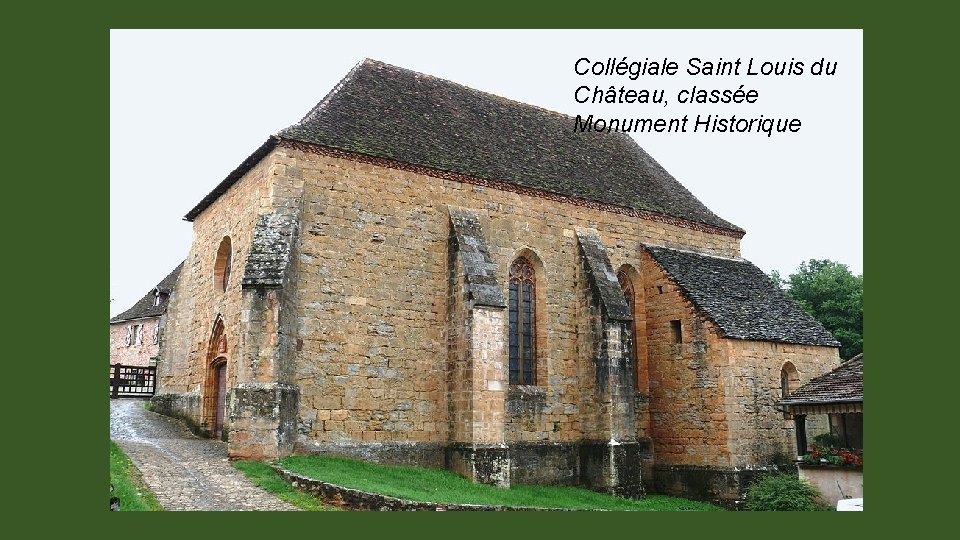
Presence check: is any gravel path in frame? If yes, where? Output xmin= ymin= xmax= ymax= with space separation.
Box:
xmin=110 ymin=398 xmax=299 ymax=511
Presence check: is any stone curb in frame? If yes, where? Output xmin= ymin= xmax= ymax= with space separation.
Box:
xmin=271 ymin=465 xmax=589 ymax=511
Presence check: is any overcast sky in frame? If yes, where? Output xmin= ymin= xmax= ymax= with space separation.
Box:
xmin=110 ymin=29 xmax=862 ymax=318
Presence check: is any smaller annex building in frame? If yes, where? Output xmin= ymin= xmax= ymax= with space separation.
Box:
xmin=110 ymin=263 xmax=183 ymax=368
xmin=779 ymin=353 xmax=863 ymax=506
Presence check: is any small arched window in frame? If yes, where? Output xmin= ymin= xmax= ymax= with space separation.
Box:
xmin=214 ymin=236 xmax=232 ymax=293
xmin=509 ymin=257 xmax=536 ymax=385
xmin=781 ymin=362 xmax=799 ymax=418
xmin=781 ymin=362 xmax=799 ymax=398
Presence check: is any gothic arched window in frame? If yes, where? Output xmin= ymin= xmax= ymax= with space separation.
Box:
xmin=214 ymin=236 xmax=232 ymax=293
xmin=509 ymin=257 xmax=536 ymax=385
xmin=618 ymin=271 xmax=639 ymax=388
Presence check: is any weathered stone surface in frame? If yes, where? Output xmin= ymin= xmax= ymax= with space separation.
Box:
xmin=575 ymin=229 xmax=631 ymax=321
xmin=653 ymin=463 xmax=777 ymax=510
xmin=242 ymin=209 xmax=300 ymax=289
xmin=446 ymin=443 xmax=510 ymax=488
xmin=447 ymin=206 xmax=505 ymax=308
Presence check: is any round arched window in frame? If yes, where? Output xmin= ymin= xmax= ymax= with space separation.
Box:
xmin=214 ymin=236 xmax=232 ymax=293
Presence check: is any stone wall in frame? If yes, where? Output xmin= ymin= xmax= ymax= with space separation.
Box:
xmin=798 ymin=465 xmax=863 ymax=507
xmin=641 ymin=250 xmax=732 ymax=468
xmin=109 ymin=318 xmax=161 ymax=366
xmin=720 ymin=339 xmax=839 ymax=465
xmin=281 ymin=143 xmax=740 ymax=454
xmin=157 ymin=150 xmax=303 ymax=444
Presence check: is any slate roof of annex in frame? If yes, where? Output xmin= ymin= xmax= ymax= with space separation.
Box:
xmin=186 ymin=59 xmax=741 ymax=234
xmin=779 ymin=354 xmax=863 ymax=405
xmin=110 ymin=263 xmax=183 ymax=323
xmin=645 ymin=246 xmax=841 ymax=347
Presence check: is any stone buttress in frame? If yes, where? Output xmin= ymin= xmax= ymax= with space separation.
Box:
xmin=575 ymin=229 xmax=644 ymax=498
xmin=445 ymin=207 xmax=510 ymax=487
xmin=230 ymin=203 xmax=303 ymax=459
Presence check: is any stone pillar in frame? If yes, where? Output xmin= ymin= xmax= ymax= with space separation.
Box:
xmin=446 ymin=207 xmax=510 ymax=487
xmin=228 ymin=207 xmax=302 ymax=460
xmin=576 ymin=229 xmax=644 ymax=498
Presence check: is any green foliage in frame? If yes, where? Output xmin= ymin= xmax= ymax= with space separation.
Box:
xmin=773 ymin=259 xmax=863 ymax=360
xmin=232 ymin=460 xmax=338 ymax=511
xmin=280 ymin=455 xmax=722 ymax=510
xmin=109 ymin=441 xmax=163 ymax=511
xmin=745 ymin=473 xmax=824 ymax=511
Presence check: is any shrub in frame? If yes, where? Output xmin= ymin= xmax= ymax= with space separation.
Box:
xmin=745 ymin=473 xmax=823 ymax=511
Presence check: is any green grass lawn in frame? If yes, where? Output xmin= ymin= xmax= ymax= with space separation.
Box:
xmin=232 ymin=460 xmax=339 ymax=511
xmin=279 ymin=455 xmax=722 ymax=511
xmin=109 ymin=441 xmax=163 ymax=511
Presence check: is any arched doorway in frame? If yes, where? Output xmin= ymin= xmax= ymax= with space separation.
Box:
xmin=211 ymin=358 xmax=228 ymax=438
xmin=203 ymin=316 xmax=229 ymax=440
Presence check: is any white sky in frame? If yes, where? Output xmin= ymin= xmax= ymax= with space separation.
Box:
xmin=110 ymin=29 xmax=862 ymax=318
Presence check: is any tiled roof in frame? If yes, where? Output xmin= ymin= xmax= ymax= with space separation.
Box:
xmin=645 ymin=246 xmax=841 ymax=347
xmin=187 ymin=59 xmax=742 ymax=234
xmin=780 ymin=354 xmax=863 ymax=405
xmin=110 ymin=262 xmax=183 ymax=323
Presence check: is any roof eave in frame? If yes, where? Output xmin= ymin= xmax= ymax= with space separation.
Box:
xmin=109 ymin=314 xmax=162 ymax=324
xmin=777 ymin=397 xmax=864 ymax=407
xmin=184 ymin=136 xmax=280 ymax=222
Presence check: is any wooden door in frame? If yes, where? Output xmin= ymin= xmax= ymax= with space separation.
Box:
xmin=214 ymin=363 xmax=227 ymax=438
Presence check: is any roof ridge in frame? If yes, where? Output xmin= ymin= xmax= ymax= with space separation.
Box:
xmin=358 ymin=58 xmax=584 ymax=123
xmin=644 ymin=243 xmax=747 ymax=264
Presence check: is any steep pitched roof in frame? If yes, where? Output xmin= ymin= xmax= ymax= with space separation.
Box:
xmin=110 ymin=262 xmax=183 ymax=323
xmin=645 ymin=246 xmax=840 ymax=347
xmin=186 ymin=59 xmax=741 ymax=234
xmin=779 ymin=354 xmax=863 ymax=405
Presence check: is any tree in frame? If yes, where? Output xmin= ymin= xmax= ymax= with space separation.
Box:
xmin=773 ymin=259 xmax=863 ymax=360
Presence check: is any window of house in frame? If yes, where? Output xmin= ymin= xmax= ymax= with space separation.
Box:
xmin=133 ymin=324 xmax=143 ymax=346
xmin=152 ymin=323 xmax=160 ymax=345
xmin=214 ymin=236 xmax=232 ymax=293
xmin=509 ymin=257 xmax=536 ymax=385
xmin=670 ymin=320 xmax=682 ymax=343
xmin=829 ymin=412 xmax=863 ymax=449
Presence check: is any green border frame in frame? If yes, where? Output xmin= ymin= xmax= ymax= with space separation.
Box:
xmin=11 ymin=0 xmax=904 ymax=534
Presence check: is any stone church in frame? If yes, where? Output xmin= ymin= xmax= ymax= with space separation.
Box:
xmin=152 ymin=59 xmax=840 ymax=505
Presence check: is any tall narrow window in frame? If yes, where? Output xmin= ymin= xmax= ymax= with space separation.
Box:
xmin=214 ymin=236 xmax=232 ymax=293
xmin=509 ymin=257 xmax=536 ymax=385
xmin=618 ymin=271 xmax=639 ymax=388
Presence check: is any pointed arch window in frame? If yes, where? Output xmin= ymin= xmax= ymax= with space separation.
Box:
xmin=618 ymin=271 xmax=639 ymax=388
xmin=509 ymin=257 xmax=536 ymax=385
xmin=214 ymin=237 xmax=232 ymax=293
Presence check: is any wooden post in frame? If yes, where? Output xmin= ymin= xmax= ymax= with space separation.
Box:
xmin=111 ymin=363 xmax=122 ymax=399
